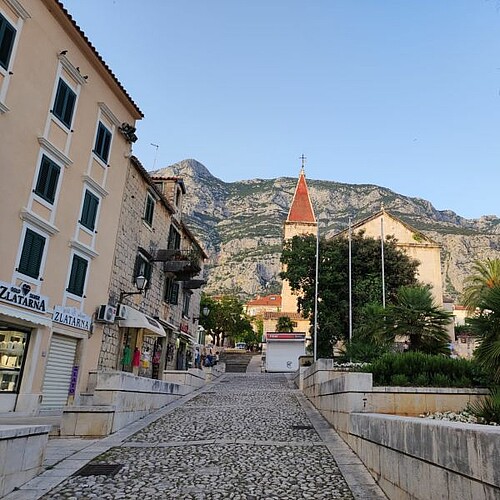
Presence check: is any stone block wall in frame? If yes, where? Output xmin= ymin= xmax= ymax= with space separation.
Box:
xmin=301 ymin=360 xmax=500 ymax=499
xmin=0 ymin=424 xmax=51 ymax=497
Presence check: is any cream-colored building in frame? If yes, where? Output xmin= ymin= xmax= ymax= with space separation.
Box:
xmin=340 ymin=209 xmax=444 ymax=306
xmin=0 ymin=0 xmax=142 ymax=413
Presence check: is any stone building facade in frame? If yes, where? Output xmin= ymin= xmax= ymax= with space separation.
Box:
xmin=96 ymin=157 xmax=207 ymax=378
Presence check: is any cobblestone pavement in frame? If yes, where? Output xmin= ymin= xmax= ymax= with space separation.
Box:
xmin=37 ymin=374 xmax=385 ymax=499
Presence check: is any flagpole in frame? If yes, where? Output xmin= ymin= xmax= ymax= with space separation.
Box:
xmin=348 ymin=217 xmax=352 ymax=343
xmin=381 ymin=208 xmax=386 ymax=308
xmin=313 ymin=224 xmax=319 ymax=362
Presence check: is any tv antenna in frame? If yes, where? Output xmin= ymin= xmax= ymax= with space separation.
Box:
xmin=151 ymin=143 xmax=159 ymax=170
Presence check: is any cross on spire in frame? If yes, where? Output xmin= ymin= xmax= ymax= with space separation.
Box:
xmin=299 ymin=154 xmax=307 ymax=172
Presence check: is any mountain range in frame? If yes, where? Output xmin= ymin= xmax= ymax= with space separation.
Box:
xmin=153 ymin=159 xmax=500 ymax=302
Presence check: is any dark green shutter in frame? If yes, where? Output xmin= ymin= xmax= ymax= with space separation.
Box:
xmin=94 ymin=122 xmax=112 ymax=162
xmin=80 ymin=191 xmax=99 ymax=230
xmin=18 ymin=229 xmax=45 ymax=279
xmin=0 ymin=14 xmax=16 ymax=70
xmin=170 ymin=282 xmax=179 ymax=305
xmin=53 ymin=79 xmax=76 ymax=128
xmin=35 ymin=156 xmax=60 ymax=204
xmin=168 ymin=226 xmax=181 ymax=250
xmin=164 ymin=277 xmax=172 ymax=302
xmin=68 ymin=255 xmax=87 ymax=296
xmin=144 ymin=195 xmax=154 ymax=225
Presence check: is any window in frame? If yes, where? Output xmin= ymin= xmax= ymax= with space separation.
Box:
xmin=67 ymin=254 xmax=88 ymax=296
xmin=167 ymin=225 xmax=181 ymax=250
xmin=134 ymin=253 xmax=151 ymax=289
xmin=182 ymin=291 xmax=191 ymax=317
xmin=80 ymin=190 xmax=99 ymax=231
xmin=34 ymin=155 xmax=60 ymax=204
xmin=52 ymin=78 xmax=76 ymax=128
xmin=94 ymin=122 xmax=112 ymax=163
xmin=18 ymin=229 xmax=45 ymax=279
xmin=0 ymin=13 xmax=15 ymax=71
xmin=144 ymin=193 xmax=154 ymax=226
xmin=164 ymin=277 xmax=179 ymax=305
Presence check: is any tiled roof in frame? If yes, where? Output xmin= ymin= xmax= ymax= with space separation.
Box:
xmin=55 ymin=1 xmax=143 ymax=118
xmin=287 ymin=170 xmax=316 ymax=223
xmin=246 ymin=295 xmax=282 ymax=307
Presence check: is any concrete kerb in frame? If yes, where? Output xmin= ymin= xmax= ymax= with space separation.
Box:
xmin=288 ymin=375 xmax=388 ymax=500
xmin=3 ymin=375 xmax=228 ymax=500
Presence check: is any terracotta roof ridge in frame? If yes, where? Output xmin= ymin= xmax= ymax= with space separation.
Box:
xmin=287 ymin=169 xmax=316 ymax=223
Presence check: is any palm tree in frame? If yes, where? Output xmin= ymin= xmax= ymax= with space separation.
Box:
xmin=467 ymin=284 xmax=500 ymax=384
xmin=462 ymin=258 xmax=500 ymax=311
xmin=276 ymin=316 xmax=294 ymax=332
xmin=386 ymin=285 xmax=452 ymax=355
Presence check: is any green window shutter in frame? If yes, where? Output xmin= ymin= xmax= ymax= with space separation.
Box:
xmin=18 ymin=229 xmax=45 ymax=279
xmin=67 ymin=255 xmax=88 ymax=296
xmin=164 ymin=277 xmax=172 ymax=302
xmin=35 ymin=155 xmax=60 ymax=204
xmin=94 ymin=122 xmax=112 ymax=163
xmin=144 ymin=195 xmax=154 ymax=225
xmin=80 ymin=191 xmax=99 ymax=230
xmin=0 ymin=14 xmax=16 ymax=70
xmin=170 ymin=282 xmax=180 ymax=305
xmin=168 ymin=226 xmax=181 ymax=250
xmin=53 ymin=79 xmax=76 ymax=128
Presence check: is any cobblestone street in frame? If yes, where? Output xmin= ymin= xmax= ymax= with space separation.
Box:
xmin=20 ymin=373 xmax=386 ymax=500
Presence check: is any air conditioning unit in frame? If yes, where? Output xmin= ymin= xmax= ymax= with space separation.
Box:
xmin=115 ymin=304 xmax=129 ymax=320
xmin=96 ymin=304 xmax=116 ymax=323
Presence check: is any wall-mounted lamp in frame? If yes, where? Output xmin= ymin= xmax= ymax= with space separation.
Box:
xmin=193 ymin=306 xmax=210 ymax=323
xmin=119 ymin=275 xmax=147 ymax=302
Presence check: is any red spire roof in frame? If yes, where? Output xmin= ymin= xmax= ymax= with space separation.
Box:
xmin=287 ymin=169 xmax=316 ymax=223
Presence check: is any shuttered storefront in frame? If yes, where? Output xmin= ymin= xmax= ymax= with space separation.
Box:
xmin=40 ymin=334 xmax=77 ymax=410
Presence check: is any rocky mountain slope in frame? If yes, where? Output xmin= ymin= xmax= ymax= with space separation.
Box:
xmin=153 ymin=159 xmax=500 ymax=301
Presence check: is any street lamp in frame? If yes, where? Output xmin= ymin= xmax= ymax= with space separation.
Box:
xmin=193 ymin=306 xmax=210 ymax=323
xmin=119 ymin=275 xmax=147 ymax=302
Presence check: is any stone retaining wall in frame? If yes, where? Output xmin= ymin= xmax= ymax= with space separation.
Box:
xmin=300 ymin=359 xmax=499 ymax=500
xmin=0 ymin=424 xmax=51 ymax=497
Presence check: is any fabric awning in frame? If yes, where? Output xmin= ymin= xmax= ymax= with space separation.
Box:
xmin=118 ymin=308 xmax=166 ymax=337
xmin=0 ymin=303 xmax=52 ymax=327
xmin=178 ymin=331 xmax=195 ymax=344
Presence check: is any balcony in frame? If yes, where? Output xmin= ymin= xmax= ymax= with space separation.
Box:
xmin=154 ymin=249 xmax=202 ymax=278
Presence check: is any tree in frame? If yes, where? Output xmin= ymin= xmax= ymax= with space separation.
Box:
xmin=199 ymin=294 xmax=253 ymax=347
xmin=466 ymin=284 xmax=500 ymax=384
xmin=280 ymin=232 xmax=419 ymax=357
xmin=462 ymin=259 xmax=500 ymax=311
xmin=276 ymin=316 xmax=294 ymax=332
xmin=385 ymin=285 xmax=452 ymax=355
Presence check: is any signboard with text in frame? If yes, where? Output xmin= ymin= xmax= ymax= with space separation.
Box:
xmin=0 ymin=281 xmax=48 ymax=313
xmin=53 ymin=306 xmax=91 ymax=331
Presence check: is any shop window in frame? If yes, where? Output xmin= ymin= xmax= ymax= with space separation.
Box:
xmin=67 ymin=254 xmax=88 ymax=297
xmin=34 ymin=155 xmax=61 ymax=204
xmin=93 ymin=122 xmax=112 ymax=163
xmin=0 ymin=13 xmax=16 ymax=71
xmin=80 ymin=190 xmax=99 ymax=231
xmin=167 ymin=225 xmax=181 ymax=250
xmin=134 ymin=253 xmax=152 ymax=289
xmin=144 ymin=193 xmax=154 ymax=227
xmin=52 ymin=78 xmax=76 ymax=128
xmin=18 ymin=228 xmax=45 ymax=279
xmin=0 ymin=325 xmax=30 ymax=393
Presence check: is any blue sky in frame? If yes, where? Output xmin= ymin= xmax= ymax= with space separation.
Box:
xmin=62 ymin=0 xmax=500 ymax=219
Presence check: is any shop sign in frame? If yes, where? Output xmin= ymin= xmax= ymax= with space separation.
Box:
xmin=180 ymin=322 xmax=189 ymax=333
xmin=266 ymin=333 xmax=306 ymax=341
xmin=53 ymin=306 xmax=91 ymax=331
xmin=0 ymin=281 xmax=48 ymax=313
xmin=68 ymin=365 xmax=79 ymax=395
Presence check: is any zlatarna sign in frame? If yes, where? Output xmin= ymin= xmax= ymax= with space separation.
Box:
xmin=53 ymin=306 xmax=91 ymax=331
xmin=0 ymin=281 xmax=48 ymax=313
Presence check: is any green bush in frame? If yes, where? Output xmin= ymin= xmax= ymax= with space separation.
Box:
xmin=390 ymin=374 xmax=410 ymax=386
xmin=467 ymin=387 xmax=500 ymax=425
xmin=362 ymin=352 xmax=491 ymax=387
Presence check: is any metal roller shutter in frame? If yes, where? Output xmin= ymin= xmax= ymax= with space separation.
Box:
xmin=40 ymin=334 xmax=78 ymax=410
